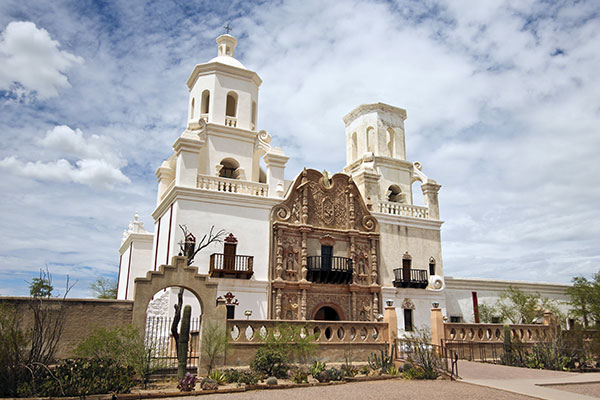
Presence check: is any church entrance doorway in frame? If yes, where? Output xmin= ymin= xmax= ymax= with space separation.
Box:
xmin=313 ymin=306 xmax=341 ymax=321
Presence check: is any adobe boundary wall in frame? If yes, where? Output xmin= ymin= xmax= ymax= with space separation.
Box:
xmin=0 ymin=297 xmax=134 ymax=358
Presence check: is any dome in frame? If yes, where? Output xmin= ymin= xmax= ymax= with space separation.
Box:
xmin=208 ymin=55 xmax=246 ymax=69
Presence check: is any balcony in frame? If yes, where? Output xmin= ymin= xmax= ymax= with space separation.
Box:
xmin=377 ymin=200 xmax=429 ymax=219
xmin=392 ymin=268 xmax=428 ymax=289
xmin=306 ymin=256 xmax=353 ymax=284
xmin=197 ymin=175 xmax=269 ymax=197
xmin=209 ymin=253 xmax=253 ymax=279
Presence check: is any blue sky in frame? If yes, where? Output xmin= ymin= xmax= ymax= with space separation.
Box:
xmin=0 ymin=0 xmax=599 ymax=297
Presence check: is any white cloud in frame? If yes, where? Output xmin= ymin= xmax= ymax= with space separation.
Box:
xmin=0 ymin=21 xmax=83 ymax=99
xmin=0 ymin=125 xmax=129 ymax=189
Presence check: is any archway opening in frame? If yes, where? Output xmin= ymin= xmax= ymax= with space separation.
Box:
xmin=313 ymin=306 xmax=340 ymax=321
xmin=219 ymin=158 xmax=240 ymax=179
xmin=145 ymin=286 xmax=202 ymax=371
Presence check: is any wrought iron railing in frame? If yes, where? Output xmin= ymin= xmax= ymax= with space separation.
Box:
xmin=397 ymin=339 xmax=459 ymax=380
xmin=392 ymin=268 xmax=428 ymax=288
xmin=306 ymin=256 xmax=353 ymax=284
xmin=209 ymin=253 xmax=254 ymax=279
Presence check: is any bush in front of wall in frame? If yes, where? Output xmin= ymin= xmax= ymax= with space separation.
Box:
xmin=250 ymin=346 xmax=289 ymax=378
xmin=18 ymin=358 xmax=136 ymax=397
xmin=288 ymin=366 xmax=309 ymax=383
xmin=265 ymin=376 xmax=278 ymax=385
xmin=310 ymin=360 xmax=327 ymax=378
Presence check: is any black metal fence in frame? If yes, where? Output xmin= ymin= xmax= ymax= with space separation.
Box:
xmin=145 ymin=316 xmax=201 ymax=370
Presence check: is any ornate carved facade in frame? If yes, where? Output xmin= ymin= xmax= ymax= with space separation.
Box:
xmin=270 ymin=169 xmax=381 ymax=321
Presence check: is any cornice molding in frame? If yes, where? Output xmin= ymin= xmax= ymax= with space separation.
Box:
xmin=187 ymin=62 xmax=262 ymax=89
xmin=119 ymin=232 xmax=154 ymax=254
xmin=373 ymin=212 xmax=444 ymax=230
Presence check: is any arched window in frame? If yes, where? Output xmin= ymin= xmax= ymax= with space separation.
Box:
xmin=429 ymin=257 xmax=436 ymax=276
xmin=351 ymin=132 xmax=358 ymax=160
xmin=412 ymin=181 xmax=425 ymax=205
xmin=387 ymin=184 xmax=403 ymax=203
xmin=366 ymin=127 xmax=375 ymax=153
xmin=251 ymin=101 xmax=257 ymax=127
xmin=226 ymin=92 xmax=237 ymax=117
xmin=219 ymin=158 xmax=240 ymax=179
xmin=258 ymin=167 xmax=266 ymax=183
xmin=201 ymin=90 xmax=210 ymax=114
xmin=190 ymin=98 xmax=195 ymax=119
xmin=386 ymin=128 xmax=395 ymax=157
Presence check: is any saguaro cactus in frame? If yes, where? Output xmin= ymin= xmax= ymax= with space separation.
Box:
xmin=177 ymin=305 xmax=192 ymax=379
xmin=503 ymin=324 xmax=513 ymax=365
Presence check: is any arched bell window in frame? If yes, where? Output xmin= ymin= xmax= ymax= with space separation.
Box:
xmin=226 ymin=91 xmax=237 ymax=117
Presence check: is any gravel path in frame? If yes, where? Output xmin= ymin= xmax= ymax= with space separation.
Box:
xmin=544 ymin=383 xmax=600 ymax=398
xmin=163 ymin=380 xmax=534 ymax=400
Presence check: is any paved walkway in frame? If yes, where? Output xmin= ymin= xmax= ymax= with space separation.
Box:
xmin=457 ymin=360 xmax=600 ymax=399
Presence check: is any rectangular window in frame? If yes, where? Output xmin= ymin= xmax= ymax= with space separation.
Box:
xmin=403 ymin=309 xmax=413 ymax=331
xmin=429 ymin=262 xmax=435 ymax=276
xmin=450 ymin=316 xmax=462 ymax=323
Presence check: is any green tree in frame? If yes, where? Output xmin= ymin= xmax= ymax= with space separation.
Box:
xmin=567 ymin=272 xmax=600 ymax=328
xmin=481 ymin=286 xmax=565 ymax=325
xmin=29 ymin=267 xmax=53 ymax=297
xmin=90 ymin=277 xmax=117 ymax=299
xmin=201 ymin=321 xmax=231 ymax=374
xmin=478 ymin=302 xmax=501 ymax=323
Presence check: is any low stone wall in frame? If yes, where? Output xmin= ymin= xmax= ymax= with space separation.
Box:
xmin=0 ymin=296 xmax=134 ymax=358
xmin=444 ymin=322 xmax=553 ymax=343
xmin=225 ymin=319 xmax=388 ymax=366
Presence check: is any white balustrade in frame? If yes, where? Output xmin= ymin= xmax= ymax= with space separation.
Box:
xmin=225 ymin=116 xmax=237 ymax=127
xmin=377 ymin=200 xmax=429 ymax=219
xmin=197 ymin=174 xmax=269 ymax=197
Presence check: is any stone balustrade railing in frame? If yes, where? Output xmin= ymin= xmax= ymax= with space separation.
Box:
xmin=377 ymin=201 xmax=429 ymax=219
xmin=197 ymin=175 xmax=269 ymax=197
xmin=444 ymin=322 xmax=552 ymax=343
xmin=225 ymin=116 xmax=237 ymax=127
xmin=227 ymin=319 xmax=387 ymax=345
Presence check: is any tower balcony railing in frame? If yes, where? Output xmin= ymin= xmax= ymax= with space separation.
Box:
xmin=225 ymin=116 xmax=237 ymax=127
xmin=392 ymin=268 xmax=429 ymax=289
xmin=209 ymin=253 xmax=253 ymax=279
xmin=197 ymin=175 xmax=269 ymax=197
xmin=377 ymin=200 xmax=429 ymax=219
xmin=306 ymin=256 xmax=353 ymax=284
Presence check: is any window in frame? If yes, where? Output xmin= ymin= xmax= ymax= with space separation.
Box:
xmin=429 ymin=257 xmax=436 ymax=276
xmin=351 ymin=132 xmax=358 ymax=160
xmin=450 ymin=316 xmax=462 ymax=323
xmin=402 ymin=252 xmax=412 ymax=282
xmin=226 ymin=92 xmax=237 ymax=117
xmin=404 ymin=309 xmax=413 ymax=331
xmin=201 ymin=90 xmax=210 ymax=114
xmin=386 ymin=128 xmax=394 ymax=156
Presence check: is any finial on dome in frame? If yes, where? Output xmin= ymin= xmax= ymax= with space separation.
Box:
xmin=223 ymin=22 xmax=232 ymax=35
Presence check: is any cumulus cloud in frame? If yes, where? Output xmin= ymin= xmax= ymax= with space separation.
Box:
xmin=0 ymin=21 xmax=83 ymax=99
xmin=0 ymin=125 xmax=129 ymax=189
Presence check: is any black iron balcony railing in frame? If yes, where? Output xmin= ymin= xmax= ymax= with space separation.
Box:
xmin=306 ymin=256 xmax=353 ymax=284
xmin=209 ymin=253 xmax=253 ymax=279
xmin=392 ymin=268 xmax=428 ymax=289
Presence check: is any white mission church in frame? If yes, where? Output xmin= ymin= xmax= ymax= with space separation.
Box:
xmin=116 ymin=33 xmax=570 ymax=335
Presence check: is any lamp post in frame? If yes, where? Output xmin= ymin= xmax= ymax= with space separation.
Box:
xmin=244 ymin=310 xmax=252 ymax=320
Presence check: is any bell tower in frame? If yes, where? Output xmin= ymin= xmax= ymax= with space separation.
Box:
xmin=186 ymin=34 xmax=262 ymax=131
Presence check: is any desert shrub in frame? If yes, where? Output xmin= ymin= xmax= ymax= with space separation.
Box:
xmin=310 ymin=360 xmax=327 ymax=377
xmin=341 ymin=364 xmax=359 ymax=377
xmin=250 ymin=346 xmax=289 ymax=378
xmin=327 ymin=367 xmax=343 ymax=381
xmin=208 ymin=369 xmax=226 ymax=384
xmin=221 ymin=368 xmax=240 ymax=383
xmin=18 ymin=358 xmax=136 ymax=397
xmin=237 ymin=370 xmax=259 ymax=385
xmin=315 ymin=369 xmax=331 ymax=383
xmin=288 ymin=366 xmax=309 ymax=383
xmin=360 ymin=365 xmax=370 ymax=375
xmin=200 ymin=377 xmax=218 ymax=390
xmin=75 ymin=325 xmax=159 ymax=388
xmin=400 ymin=328 xmax=440 ymax=379
xmin=387 ymin=365 xmax=399 ymax=376
xmin=178 ymin=373 xmax=198 ymax=391
xmin=0 ymin=305 xmax=27 ymax=397
xmin=201 ymin=322 xmax=231 ymax=374
xmin=402 ymin=362 xmax=413 ymax=371
xmin=402 ymin=366 xmax=425 ymax=380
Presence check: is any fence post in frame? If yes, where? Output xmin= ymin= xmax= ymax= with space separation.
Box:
xmin=430 ymin=304 xmax=445 ymax=347
xmin=383 ymin=301 xmax=397 ymax=357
